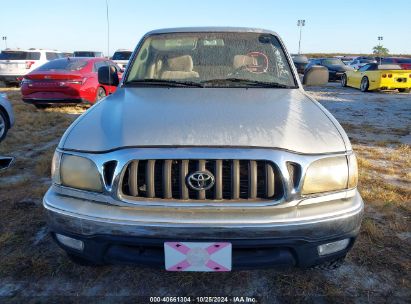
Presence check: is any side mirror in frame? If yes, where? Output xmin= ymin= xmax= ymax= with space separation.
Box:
xmin=98 ymin=66 xmax=119 ymax=86
xmin=0 ymin=156 xmax=14 ymax=171
xmin=303 ymin=65 xmax=329 ymax=86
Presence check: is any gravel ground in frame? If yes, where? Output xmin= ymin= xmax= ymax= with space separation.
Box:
xmin=306 ymin=83 xmax=411 ymax=145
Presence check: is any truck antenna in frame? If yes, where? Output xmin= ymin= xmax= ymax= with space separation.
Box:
xmin=105 ymin=0 xmax=110 ymax=58
xmin=105 ymin=0 xmax=111 ymax=83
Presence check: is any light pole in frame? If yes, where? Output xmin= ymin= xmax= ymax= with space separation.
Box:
xmin=378 ymin=36 xmax=383 ymax=64
xmin=1 ymin=36 xmax=7 ymax=49
xmin=297 ymin=19 xmax=305 ymax=54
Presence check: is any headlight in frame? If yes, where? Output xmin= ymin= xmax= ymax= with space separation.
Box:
xmin=59 ymin=154 xmax=103 ymax=192
xmin=302 ymin=156 xmax=348 ymax=195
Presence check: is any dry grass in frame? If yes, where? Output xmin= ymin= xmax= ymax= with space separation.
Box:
xmin=34 ymin=147 xmax=55 ymax=177
xmin=354 ymin=143 xmax=411 ymax=213
xmin=0 ymin=89 xmax=84 ymax=156
xmin=0 ymin=89 xmax=82 ymax=280
xmin=361 ymin=218 xmax=384 ymax=242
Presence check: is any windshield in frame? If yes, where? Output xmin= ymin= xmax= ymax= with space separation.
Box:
xmin=322 ymin=58 xmax=344 ymax=66
xmin=125 ymin=32 xmax=296 ymax=88
xmin=112 ymin=51 xmax=132 ymax=60
xmin=37 ymin=59 xmax=88 ymax=71
xmin=0 ymin=51 xmax=40 ymax=60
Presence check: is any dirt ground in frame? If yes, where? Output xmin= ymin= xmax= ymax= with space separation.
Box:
xmin=0 ymin=84 xmax=410 ymax=303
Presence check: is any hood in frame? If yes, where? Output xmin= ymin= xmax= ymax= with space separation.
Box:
xmin=60 ymin=88 xmax=349 ymax=154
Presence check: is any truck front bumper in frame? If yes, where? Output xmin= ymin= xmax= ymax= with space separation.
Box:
xmin=44 ymin=189 xmax=364 ymax=269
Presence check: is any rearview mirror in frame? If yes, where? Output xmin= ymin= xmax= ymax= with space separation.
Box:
xmin=98 ymin=66 xmax=119 ymax=86
xmin=0 ymin=156 xmax=14 ymax=171
xmin=303 ymin=65 xmax=329 ymax=86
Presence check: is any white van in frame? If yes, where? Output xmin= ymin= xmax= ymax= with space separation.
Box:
xmin=111 ymin=49 xmax=132 ymax=70
xmin=0 ymin=48 xmax=63 ymax=85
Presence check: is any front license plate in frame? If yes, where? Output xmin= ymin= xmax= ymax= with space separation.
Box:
xmin=164 ymin=242 xmax=232 ymax=272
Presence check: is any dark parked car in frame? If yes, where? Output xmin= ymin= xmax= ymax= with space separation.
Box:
xmin=291 ymin=55 xmax=309 ymax=74
xmin=305 ymin=58 xmax=354 ymax=81
xmin=0 ymin=93 xmax=14 ymax=142
xmin=73 ymin=51 xmax=103 ymax=58
xmin=381 ymin=57 xmax=411 ymax=70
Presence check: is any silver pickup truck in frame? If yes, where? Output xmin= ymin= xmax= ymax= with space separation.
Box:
xmin=43 ymin=27 xmax=363 ymax=271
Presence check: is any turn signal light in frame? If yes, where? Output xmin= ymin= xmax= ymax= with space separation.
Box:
xmin=388 ymin=74 xmax=393 ymax=78
xmin=318 ymin=239 xmax=350 ymax=256
xmin=55 ymin=234 xmax=84 ymax=251
xmin=382 ymin=74 xmax=387 ymax=78
xmin=65 ymin=79 xmax=83 ymax=85
xmin=409 ymin=74 xmax=411 ymax=78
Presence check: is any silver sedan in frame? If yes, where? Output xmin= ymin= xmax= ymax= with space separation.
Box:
xmin=0 ymin=93 xmax=15 ymax=142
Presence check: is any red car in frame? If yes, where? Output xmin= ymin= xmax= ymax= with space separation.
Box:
xmin=381 ymin=57 xmax=411 ymax=70
xmin=21 ymin=57 xmax=121 ymax=108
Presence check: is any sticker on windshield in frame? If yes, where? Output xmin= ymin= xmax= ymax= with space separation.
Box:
xmin=245 ymin=51 xmax=269 ymax=74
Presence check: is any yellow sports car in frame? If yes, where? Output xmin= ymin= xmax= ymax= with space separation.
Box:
xmin=341 ymin=63 xmax=411 ymax=92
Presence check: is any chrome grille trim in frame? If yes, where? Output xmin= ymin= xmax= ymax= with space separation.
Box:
xmin=248 ymin=160 xmax=257 ymax=199
xmin=215 ymin=160 xmax=223 ymax=200
xmin=146 ymin=160 xmax=155 ymax=198
xmin=129 ymin=161 xmax=138 ymax=196
xmin=120 ymin=159 xmax=282 ymax=202
xmin=162 ymin=160 xmax=172 ymax=199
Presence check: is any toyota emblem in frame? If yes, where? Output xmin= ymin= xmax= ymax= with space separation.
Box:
xmin=187 ymin=171 xmax=215 ymax=191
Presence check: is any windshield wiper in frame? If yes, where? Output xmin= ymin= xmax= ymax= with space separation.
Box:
xmin=125 ymin=79 xmax=203 ymax=88
xmin=201 ymin=78 xmax=295 ymax=88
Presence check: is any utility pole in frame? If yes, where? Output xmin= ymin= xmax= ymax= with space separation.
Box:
xmin=297 ymin=20 xmax=305 ymax=54
xmin=378 ymin=36 xmax=383 ymax=64
xmin=1 ymin=36 xmax=7 ymax=49
xmin=378 ymin=36 xmax=383 ymax=46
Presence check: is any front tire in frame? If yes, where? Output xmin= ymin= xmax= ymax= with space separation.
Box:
xmin=360 ymin=77 xmax=369 ymax=92
xmin=0 ymin=110 xmax=9 ymax=142
xmin=341 ymin=74 xmax=347 ymax=87
xmin=95 ymin=87 xmax=106 ymax=102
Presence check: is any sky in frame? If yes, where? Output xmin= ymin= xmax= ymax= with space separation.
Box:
xmin=0 ymin=0 xmax=410 ymax=56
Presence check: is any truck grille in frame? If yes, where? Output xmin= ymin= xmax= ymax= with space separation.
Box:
xmin=120 ymin=159 xmax=283 ymax=201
